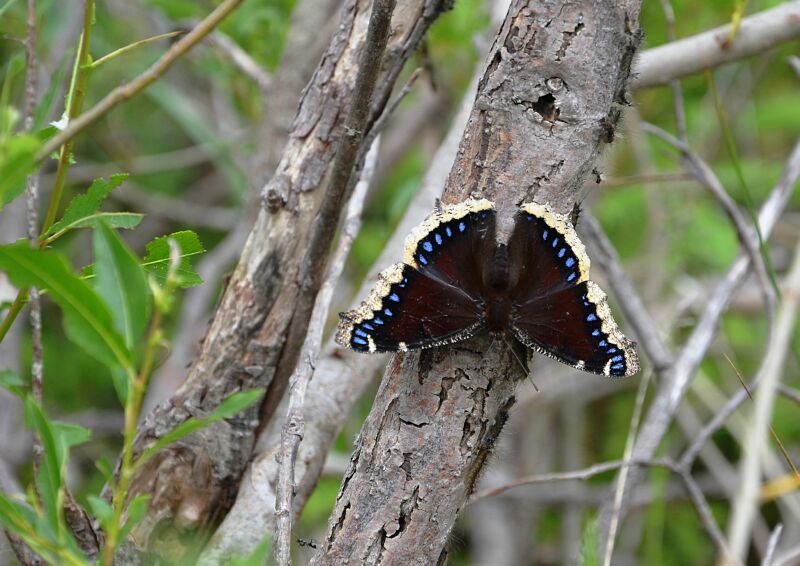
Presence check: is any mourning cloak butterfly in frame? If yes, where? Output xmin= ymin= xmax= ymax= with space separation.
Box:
xmin=335 ymin=199 xmax=639 ymax=377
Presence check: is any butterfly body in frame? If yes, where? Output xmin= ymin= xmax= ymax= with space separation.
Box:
xmin=336 ymin=199 xmax=639 ymax=378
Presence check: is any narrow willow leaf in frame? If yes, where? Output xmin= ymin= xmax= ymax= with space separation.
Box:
xmin=24 ymin=398 xmax=63 ymax=537
xmin=135 ymin=389 xmax=264 ymax=469
xmin=94 ymin=222 xmax=152 ymax=349
xmin=143 ymin=230 xmax=205 ymax=288
xmin=51 ymin=421 xmax=92 ymax=449
xmin=0 ymin=242 xmax=132 ymax=370
xmin=45 ymin=212 xmax=144 ymax=242
xmin=86 ymin=495 xmax=113 ymax=530
xmin=0 ymin=134 xmax=40 ymax=211
xmin=0 ymin=369 xmax=25 ymax=389
xmin=44 ymin=174 xmax=129 ymax=237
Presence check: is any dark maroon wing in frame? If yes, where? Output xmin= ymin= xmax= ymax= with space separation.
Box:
xmin=336 ymin=199 xmax=495 ymax=352
xmin=508 ymin=203 xmax=639 ymax=377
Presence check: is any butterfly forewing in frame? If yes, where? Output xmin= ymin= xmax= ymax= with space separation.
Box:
xmin=336 ymin=199 xmax=495 ymax=352
xmin=509 ymin=203 xmax=639 ymax=377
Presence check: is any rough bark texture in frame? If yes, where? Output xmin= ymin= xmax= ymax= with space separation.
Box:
xmin=119 ymin=0 xmax=452 ymax=560
xmin=312 ymin=1 xmax=642 ymax=564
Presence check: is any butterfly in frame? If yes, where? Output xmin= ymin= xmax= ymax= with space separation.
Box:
xmin=335 ymin=198 xmax=639 ymax=377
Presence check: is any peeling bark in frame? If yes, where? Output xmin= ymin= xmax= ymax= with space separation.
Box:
xmin=312 ymin=1 xmax=642 ymax=563
xmin=117 ymin=0 xmax=452 ymax=560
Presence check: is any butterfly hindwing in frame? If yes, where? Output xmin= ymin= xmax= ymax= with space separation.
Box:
xmin=509 ymin=203 xmax=639 ymax=377
xmin=336 ymin=199 xmax=495 ymax=352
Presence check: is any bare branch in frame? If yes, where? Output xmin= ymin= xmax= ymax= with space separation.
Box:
xmin=36 ymin=0 xmax=245 ymax=162
xmin=642 ymin=122 xmax=776 ymax=316
xmin=763 ymin=523 xmax=783 ymax=566
xmin=632 ymin=2 xmax=800 ymax=89
xmin=207 ymin=31 xmax=271 ymax=92
xmin=726 ymin=241 xmax=800 ymax=561
xmin=599 ymin=139 xmax=800 ymax=544
xmin=273 ymin=140 xmax=377 ymax=565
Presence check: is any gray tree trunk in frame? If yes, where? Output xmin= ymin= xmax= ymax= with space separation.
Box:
xmin=311 ymin=1 xmax=642 ymax=563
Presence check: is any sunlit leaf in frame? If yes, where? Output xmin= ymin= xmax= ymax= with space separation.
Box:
xmin=143 ymin=230 xmax=205 ymax=288
xmin=44 ymin=174 xmax=130 ymax=238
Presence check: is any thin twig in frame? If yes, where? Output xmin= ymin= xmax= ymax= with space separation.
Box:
xmin=643 ymin=122 xmax=776 ymax=317
xmin=726 ymin=241 xmax=800 ymax=561
xmin=274 ymin=139 xmax=378 ymax=566
xmin=658 ymin=0 xmax=687 ymax=142
xmin=763 ymin=523 xmax=783 ymax=566
xmin=208 ymin=31 xmax=272 ymax=92
xmin=582 ymin=213 xmax=674 ymax=370
xmin=35 ymin=0 xmax=245 ymax=163
xmin=603 ymin=371 xmax=652 ymax=566
xmin=776 ymin=384 xmax=800 ymax=405
xmin=365 ymin=67 xmax=423 ymax=144
xmin=471 ymin=457 xmax=730 ymax=556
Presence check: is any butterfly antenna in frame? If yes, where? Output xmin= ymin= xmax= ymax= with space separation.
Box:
xmin=502 ymin=335 xmax=538 ymax=392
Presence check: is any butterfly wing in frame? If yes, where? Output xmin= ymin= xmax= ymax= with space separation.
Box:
xmin=336 ymin=199 xmax=495 ymax=352
xmin=509 ymin=202 xmax=639 ymax=377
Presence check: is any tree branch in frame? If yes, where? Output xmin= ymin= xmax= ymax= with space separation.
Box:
xmin=632 ymin=2 xmax=800 ymax=89
xmin=311 ymin=1 xmax=644 ymax=563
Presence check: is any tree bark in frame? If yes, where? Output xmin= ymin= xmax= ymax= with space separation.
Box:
xmin=118 ymin=0 xmax=452 ymax=560
xmin=312 ymin=1 xmax=642 ymax=563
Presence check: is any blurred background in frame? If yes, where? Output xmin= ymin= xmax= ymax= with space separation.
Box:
xmin=1 ymin=0 xmax=799 ymax=564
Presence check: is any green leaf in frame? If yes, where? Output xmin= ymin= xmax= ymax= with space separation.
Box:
xmin=52 ymin=421 xmax=92 ymax=449
xmin=143 ymin=230 xmax=205 ymax=288
xmin=24 ymin=398 xmax=64 ymax=537
xmin=110 ymin=366 xmax=131 ymax=406
xmin=94 ymin=222 xmax=152 ymax=349
xmin=0 ymin=369 xmax=25 ymax=391
xmin=0 ymin=134 xmax=40 ymax=211
xmin=119 ymin=494 xmax=151 ymax=541
xmin=86 ymin=495 xmax=113 ymax=530
xmin=95 ymin=457 xmax=114 ymax=484
xmin=0 ymin=242 xmax=132 ymax=370
xmin=135 ymin=389 xmax=263 ymax=469
xmin=44 ymin=174 xmax=129 ymax=238
xmin=46 ymin=212 xmax=144 ymax=242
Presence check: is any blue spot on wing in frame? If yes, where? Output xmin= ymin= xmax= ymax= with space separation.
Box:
xmin=373 ymin=317 xmax=384 ymax=325
xmin=418 ymin=254 xmax=428 ymax=265
xmin=435 ymin=233 xmax=442 ymax=245
xmin=598 ymin=340 xmax=607 ymax=347
xmin=611 ymin=354 xmax=624 ymax=362
xmin=586 ymin=313 xmax=597 ymax=322
xmin=567 ymin=272 xmax=577 ymax=282
xmin=542 ymin=229 xmax=549 ymax=240
xmin=565 ymin=257 xmax=575 ymax=268
xmin=384 ymin=308 xmax=393 ymax=317
xmin=607 ymin=347 xmax=618 ymax=354
xmin=363 ymin=323 xmax=374 ymax=331
xmin=422 ymin=241 xmax=433 ymax=252
xmin=355 ymin=329 xmax=368 ymax=338
xmin=458 ymin=221 xmax=466 ymax=232
xmin=389 ymin=293 xmax=400 ymax=302
xmin=558 ymin=248 xmax=566 ymax=258
xmin=592 ymin=329 xmax=600 ymax=337
xmin=445 ymin=226 xmax=452 ymax=237
xmin=353 ymin=337 xmax=367 ymax=346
